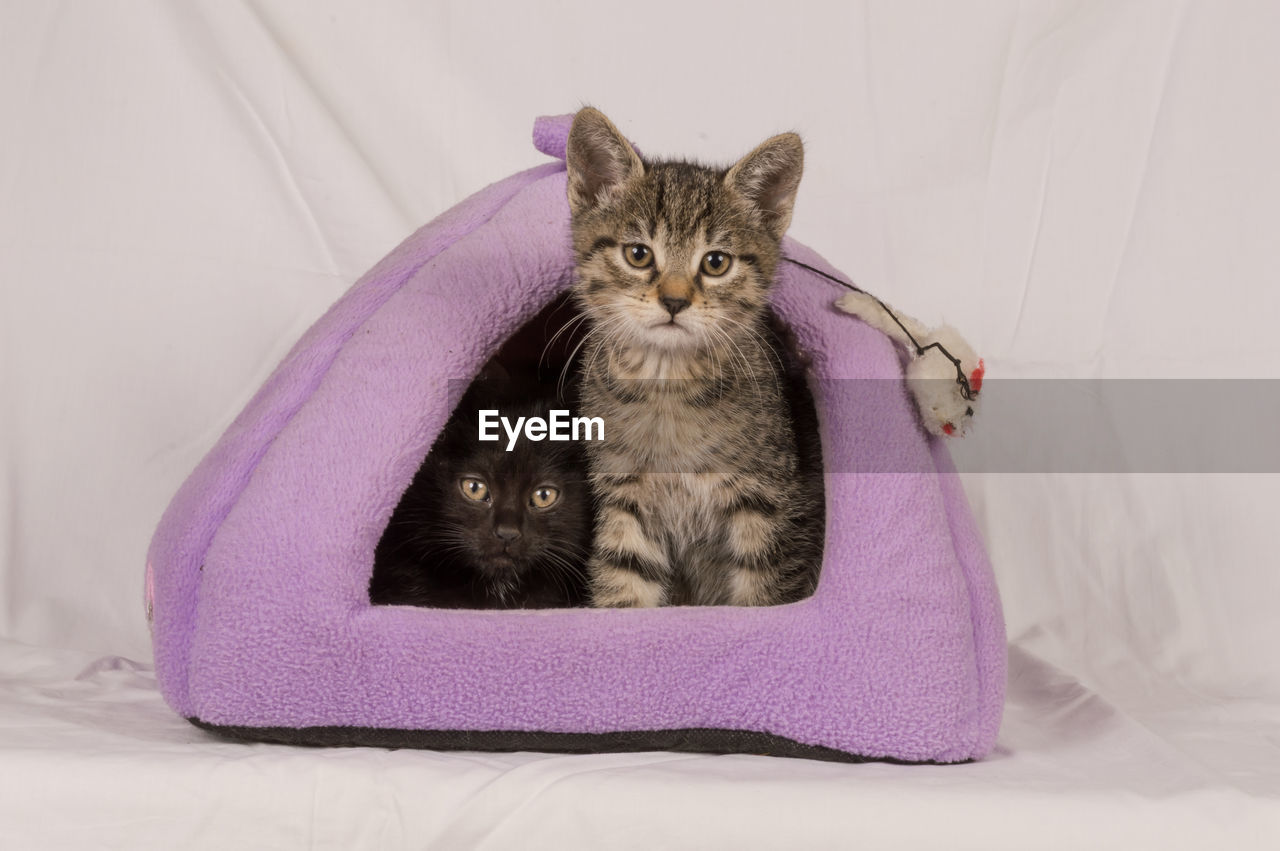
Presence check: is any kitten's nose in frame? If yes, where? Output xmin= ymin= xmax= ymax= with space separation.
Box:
xmin=660 ymin=295 xmax=690 ymax=317
xmin=494 ymin=524 xmax=522 ymax=543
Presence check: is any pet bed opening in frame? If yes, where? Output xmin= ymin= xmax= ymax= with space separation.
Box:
xmin=368 ymin=293 xmax=825 ymax=610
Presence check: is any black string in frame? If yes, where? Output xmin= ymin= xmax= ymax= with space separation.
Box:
xmin=781 ymin=256 xmax=978 ymax=402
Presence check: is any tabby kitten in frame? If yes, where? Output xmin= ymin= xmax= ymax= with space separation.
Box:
xmin=566 ymin=107 xmax=824 ymax=607
xmin=369 ymin=381 xmax=592 ymax=609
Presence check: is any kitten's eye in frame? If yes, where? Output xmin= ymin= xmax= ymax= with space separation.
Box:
xmin=623 ymin=244 xmax=654 ymax=269
xmin=459 ymin=477 xmax=489 ymax=502
xmin=529 ymin=486 xmax=560 ymax=509
xmin=700 ymin=251 xmax=733 ymax=277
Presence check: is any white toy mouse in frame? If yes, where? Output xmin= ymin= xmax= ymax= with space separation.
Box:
xmin=835 ymin=290 xmax=984 ymax=437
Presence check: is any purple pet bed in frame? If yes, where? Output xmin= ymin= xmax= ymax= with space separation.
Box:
xmin=146 ymin=115 xmax=1006 ymax=763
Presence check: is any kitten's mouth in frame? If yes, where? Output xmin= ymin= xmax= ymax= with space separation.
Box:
xmin=624 ymin=312 xmax=701 ymax=352
xmin=484 ymin=552 xmax=520 ymax=572
xmin=647 ymin=317 xmax=692 ymax=335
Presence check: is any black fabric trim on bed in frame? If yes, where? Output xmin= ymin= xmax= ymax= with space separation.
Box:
xmin=188 ymin=718 xmax=964 ymax=765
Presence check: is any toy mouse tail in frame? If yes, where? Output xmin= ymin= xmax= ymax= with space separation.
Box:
xmin=834 ymin=291 xmax=931 ymax=353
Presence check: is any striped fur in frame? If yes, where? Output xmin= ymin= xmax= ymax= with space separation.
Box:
xmin=566 ymin=108 xmax=822 ymax=607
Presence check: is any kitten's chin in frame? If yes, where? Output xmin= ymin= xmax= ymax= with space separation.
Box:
xmin=639 ymin=319 xmax=701 ymax=352
xmin=480 ymin=552 xmax=518 ymax=572
xmin=479 ymin=551 xmax=538 ymax=581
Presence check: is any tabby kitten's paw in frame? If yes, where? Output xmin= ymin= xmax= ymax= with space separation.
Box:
xmin=588 ymin=559 xmax=665 ymax=608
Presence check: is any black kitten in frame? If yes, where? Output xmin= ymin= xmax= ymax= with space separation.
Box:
xmin=370 ymin=381 xmax=593 ymax=609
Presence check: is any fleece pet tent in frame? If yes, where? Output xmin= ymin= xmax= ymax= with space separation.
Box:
xmin=146 ymin=115 xmax=1005 ymax=763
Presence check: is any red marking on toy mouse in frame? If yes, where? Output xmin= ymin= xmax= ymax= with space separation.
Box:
xmin=970 ymin=359 xmax=985 ymax=394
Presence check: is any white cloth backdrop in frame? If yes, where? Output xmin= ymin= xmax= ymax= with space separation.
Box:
xmin=2 ymin=1 xmax=1278 ymax=847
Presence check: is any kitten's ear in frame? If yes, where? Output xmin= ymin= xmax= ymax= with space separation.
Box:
xmin=566 ymin=108 xmax=643 ymax=215
xmin=725 ymin=133 xmax=804 ymax=240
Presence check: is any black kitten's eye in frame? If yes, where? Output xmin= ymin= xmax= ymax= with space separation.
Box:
xmin=624 ymin=244 xmax=653 ymax=268
xmin=700 ymin=251 xmax=732 ymax=277
xmin=529 ymin=486 xmax=560 ymax=509
xmin=459 ymin=477 xmax=489 ymax=502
